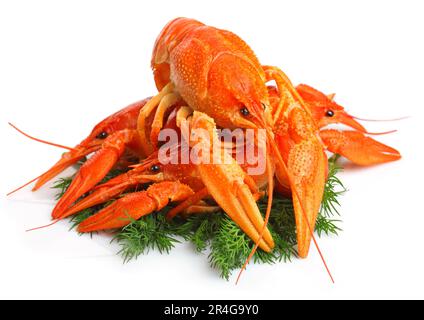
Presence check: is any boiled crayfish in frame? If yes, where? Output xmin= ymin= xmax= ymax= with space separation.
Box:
xmin=9 ymin=18 xmax=401 ymax=279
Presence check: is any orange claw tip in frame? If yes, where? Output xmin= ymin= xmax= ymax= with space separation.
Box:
xmin=77 ymin=191 xmax=157 ymax=232
xmin=60 ymin=183 xmax=128 ymax=219
xmin=31 ymin=146 xmax=98 ymax=191
xmin=236 ymin=157 xmax=275 ymax=284
xmin=51 ymin=148 xmax=123 ymax=219
xmin=52 ymin=130 xmax=136 ymax=219
xmin=321 ymin=129 xmax=401 ymax=166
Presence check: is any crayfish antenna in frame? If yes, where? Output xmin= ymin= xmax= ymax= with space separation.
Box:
xmin=352 ymin=115 xmax=410 ymax=122
xmin=7 ymin=174 xmax=44 ymax=196
xmin=6 ymin=123 xmax=77 ymax=195
xmin=26 ymin=219 xmax=60 ymax=232
xmin=8 ymin=122 xmax=74 ymax=151
xmin=363 ymin=129 xmax=397 ymax=136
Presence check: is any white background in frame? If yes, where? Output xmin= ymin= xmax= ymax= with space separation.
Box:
xmin=1 ymin=0 xmax=423 ymax=299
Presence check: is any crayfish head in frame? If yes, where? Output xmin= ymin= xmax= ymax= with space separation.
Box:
xmin=32 ymin=99 xmax=148 ymax=191
xmin=297 ymin=84 xmax=366 ymax=132
xmin=82 ymin=99 xmax=147 ymax=149
xmin=205 ymin=52 xmax=272 ymax=131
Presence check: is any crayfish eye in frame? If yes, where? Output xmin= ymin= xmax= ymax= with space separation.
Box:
xmin=325 ymin=110 xmax=335 ymax=117
xmin=150 ymin=164 xmax=160 ymax=172
xmin=96 ymin=131 xmax=108 ymax=139
xmin=240 ymin=106 xmax=250 ymax=117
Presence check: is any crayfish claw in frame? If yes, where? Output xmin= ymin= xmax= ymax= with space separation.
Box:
xmin=78 ymin=181 xmax=194 ymax=232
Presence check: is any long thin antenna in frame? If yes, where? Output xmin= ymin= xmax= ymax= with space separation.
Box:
xmin=9 ymin=122 xmax=74 ymax=151
xmin=26 ymin=219 xmax=60 ymax=232
xmin=7 ymin=174 xmax=43 ymax=196
xmin=364 ymin=129 xmax=397 ymax=136
xmin=352 ymin=116 xmax=410 ymax=122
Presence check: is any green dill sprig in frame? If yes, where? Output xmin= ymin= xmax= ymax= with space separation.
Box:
xmin=175 ymin=213 xmax=222 ymax=252
xmin=321 ymin=155 xmax=346 ymax=217
xmin=207 ymin=196 xmax=299 ymax=280
xmin=315 ymin=215 xmax=342 ymax=237
xmin=53 ymin=154 xmax=346 ymax=280
xmin=52 ymin=177 xmax=74 ymax=200
xmin=113 ymin=212 xmax=180 ymax=262
xmin=209 ymin=216 xmax=251 ymax=280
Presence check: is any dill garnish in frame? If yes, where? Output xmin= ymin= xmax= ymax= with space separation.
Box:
xmin=54 ymin=155 xmax=345 ymax=279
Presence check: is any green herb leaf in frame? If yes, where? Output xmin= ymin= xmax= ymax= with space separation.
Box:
xmin=53 ymin=154 xmax=345 ymax=280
